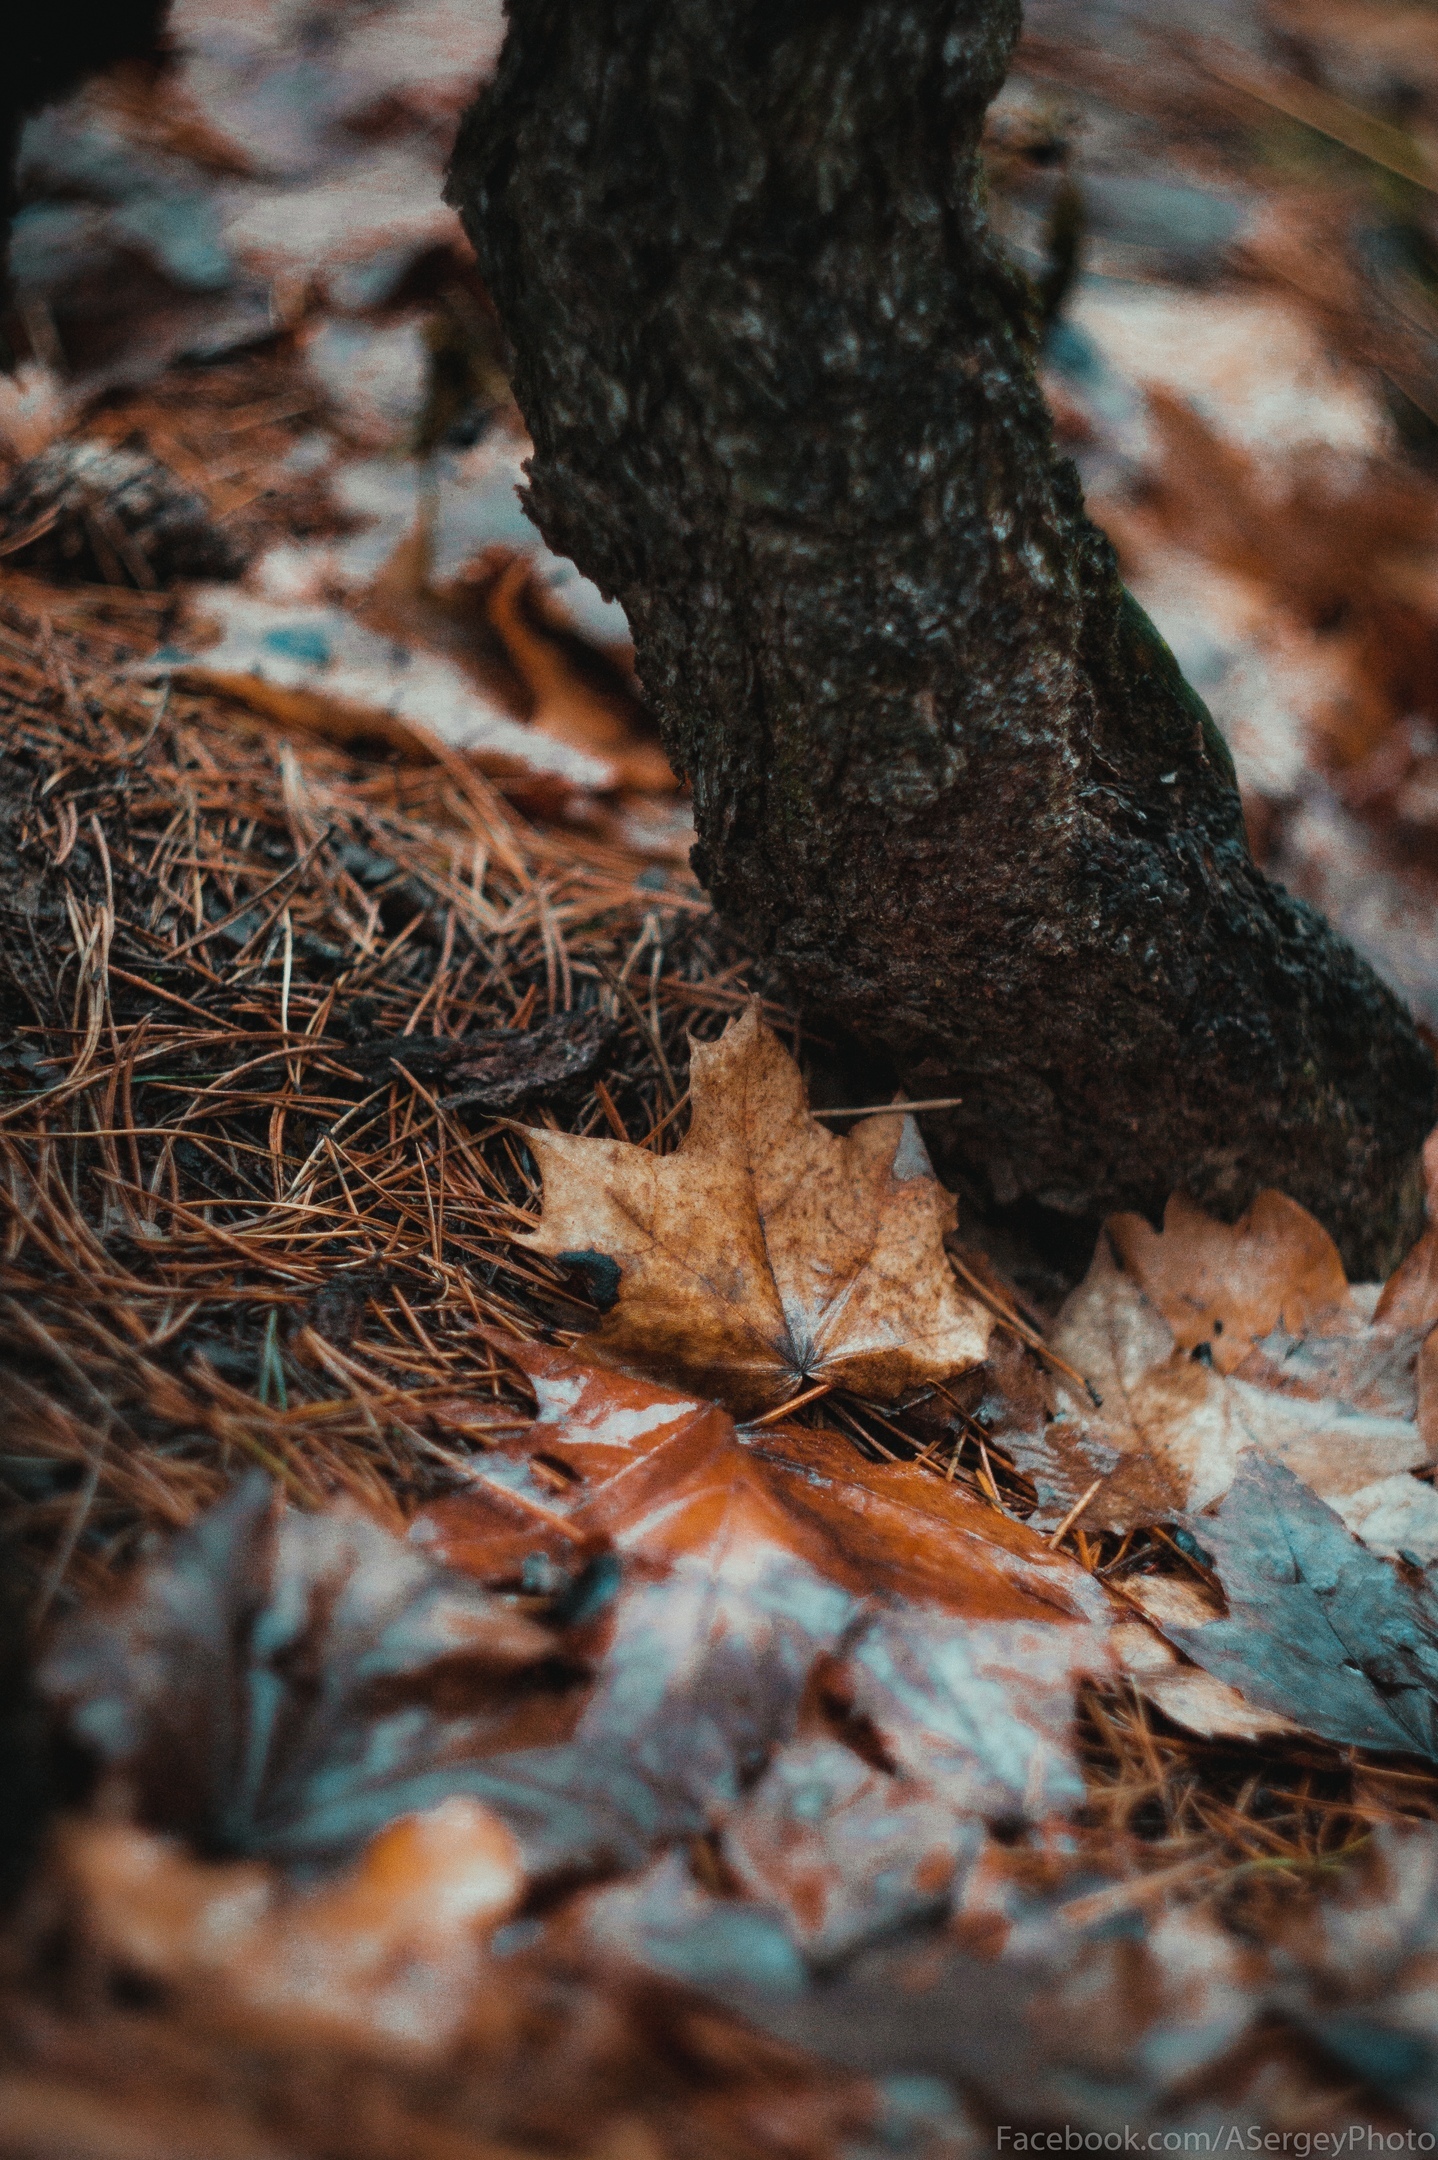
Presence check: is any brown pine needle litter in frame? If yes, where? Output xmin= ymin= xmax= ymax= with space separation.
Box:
xmin=2 ymin=561 xmax=1435 ymax=1909
xmin=0 ymin=565 xmax=741 ymax=1592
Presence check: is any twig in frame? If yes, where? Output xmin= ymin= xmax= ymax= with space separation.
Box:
xmin=811 ymin=1094 xmax=964 ymax=1119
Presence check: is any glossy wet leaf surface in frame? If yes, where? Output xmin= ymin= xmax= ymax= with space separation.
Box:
xmin=409 ymin=1341 xmax=1113 ymax=1884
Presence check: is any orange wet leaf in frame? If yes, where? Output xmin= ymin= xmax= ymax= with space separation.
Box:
xmin=413 ymin=1339 xmax=1112 ymax=1878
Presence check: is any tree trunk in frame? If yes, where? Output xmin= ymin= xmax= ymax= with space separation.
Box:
xmin=448 ymin=0 xmax=1436 ymax=1277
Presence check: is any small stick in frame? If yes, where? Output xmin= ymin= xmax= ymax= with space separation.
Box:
xmin=594 ymin=1078 xmax=628 ymax=1141
xmin=946 ymin=1247 xmax=1101 ymax=1405
xmin=1046 ymin=1475 xmax=1106 ymax=1552
xmin=750 ymin=1378 xmax=834 ymax=1426
xmin=810 ymin=1094 xmax=964 ymax=1119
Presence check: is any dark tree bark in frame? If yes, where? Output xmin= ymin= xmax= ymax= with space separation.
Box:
xmin=449 ymin=0 xmax=1436 ymax=1276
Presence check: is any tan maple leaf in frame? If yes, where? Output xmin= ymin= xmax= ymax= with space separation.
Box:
xmin=519 ymin=1003 xmax=991 ymax=1416
xmin=1036 ymin=1190 xmax=1438 ymax=1558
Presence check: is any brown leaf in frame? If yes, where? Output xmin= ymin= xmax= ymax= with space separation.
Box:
xmin=48 ymin=1800 xmax=523 ymax=2058
xmin=1107 ymin=1190 xmax=1350 ymax=1374
xmin=1111 ymin=1576 xmax=1301 ymax=1744
xmin=14 ymin=1808 xmax=882 ymax=2157
xmin=601 ymin=1856 xmax=1274 ymax=2133
xmin=519 ymin=1003 xmax=991 ymax=1416
xmin=485 ymin=556 xmax=678 ymax=796
xmin=1042 ymin=1202 xmax=1438 ymax=1556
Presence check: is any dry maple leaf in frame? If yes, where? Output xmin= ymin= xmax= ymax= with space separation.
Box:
xmin=1033 ymin=1191 xmax=1438 ymax=1558
xmin=1107 ymin=1190 xmax=1351 ymax=1373
xmin=519 ymin=1002 xmax=992 ymax=1416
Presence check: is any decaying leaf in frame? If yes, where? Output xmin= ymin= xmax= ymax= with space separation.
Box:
xmin=410 ymin=1340 xmax=1112 ymax=1909
xmin=1154 ymin=1452 xmax=1438 ymax=1758
xmin=1272 ymin=1820 xmax=1438 ymax=2116
xmin=48 ymin=1799 xmax=523 ymax=2056
xmin=1042 ymin=1192 xmax=1438 ymax=1559
xmin=1108 ymin=1190 xmax=1352 ymax=1369
xmin=717 ymin=1738 xmax=983 ymax=1965
xmin=595 ymin=1854 xmax=1275 ymax=2133
xmin=343 ymin=1006 xmax=617 ymax=1114
xmin=39 ymin=1354 xmax=1111 ymax=1915
xmin=485 ymin=554 xmax=677 ymax=796
xmin=149 ymin=586 xmax=617 ymax=791
xmin=1111 ymin=1574 xmax=1301 ymax=1744
xmin=39 ymin=1473 xmax=570 ymax=1870
xmin=519 ymin=1003 xmax=992 ymax=1416
xmin=13 ymin=1805 xmax=886 ymax=2159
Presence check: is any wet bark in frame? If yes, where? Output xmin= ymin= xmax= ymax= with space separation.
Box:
xmin=448 ymin=0 xmax=1436 ymax=1276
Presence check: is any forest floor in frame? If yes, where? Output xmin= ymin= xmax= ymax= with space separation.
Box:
xmin=6 ymin=3 xmax=1438 ymax=2157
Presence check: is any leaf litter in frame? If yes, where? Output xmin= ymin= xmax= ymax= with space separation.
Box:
xmin=13 ymin=0 xmax=1438 ymax=2152
xmin=9 ymin=557 xmax=1438 ymax=2151
xmin=1033 ymin=1187 xmax=1438 ymax=1562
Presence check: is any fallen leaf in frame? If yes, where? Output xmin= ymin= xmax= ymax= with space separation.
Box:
xmin=15 ymin=1805 xmax=884 ymax=2159
xmin=148 ymin=587 xmax=618 ymax=792
xmin=1272 ymin=1820 xmax=1438 ymax=2117
xmin=409 ymin=1340 xmax=1111 ymax=1903
xmin=51 ymin=1798 xmax=523 ymax=2056
xmin=717 ymin=1738 xmax=982 ymax=1966
xmin=342 ymin=1007 xmax=617 ymax=1114
xmin=1110 ymin=1574 xmax=1301 ymax=1744
xmin=485 ymin=555 xmax=677 ymax=796
xmin=625 ymin=1863 xmax=1273 ymax=2135
xmin=519 ymin=1003 xmax=992 ymax=1416
xmin=38 ymin=1472 xmax=573 ymax=1870
xmin=355 ymin=526 xmax=674 ymax=804
xmin=1154 ymin=1452 xmax=1438 ymax=1758
xmin=38 ymin=1356 xmax=1110 ymax=1909
xmin=1041 ymin=1197 xmax=1438 ymax=1559
xmin=1107 ymin=1189 xmax=1351 ymax=1373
